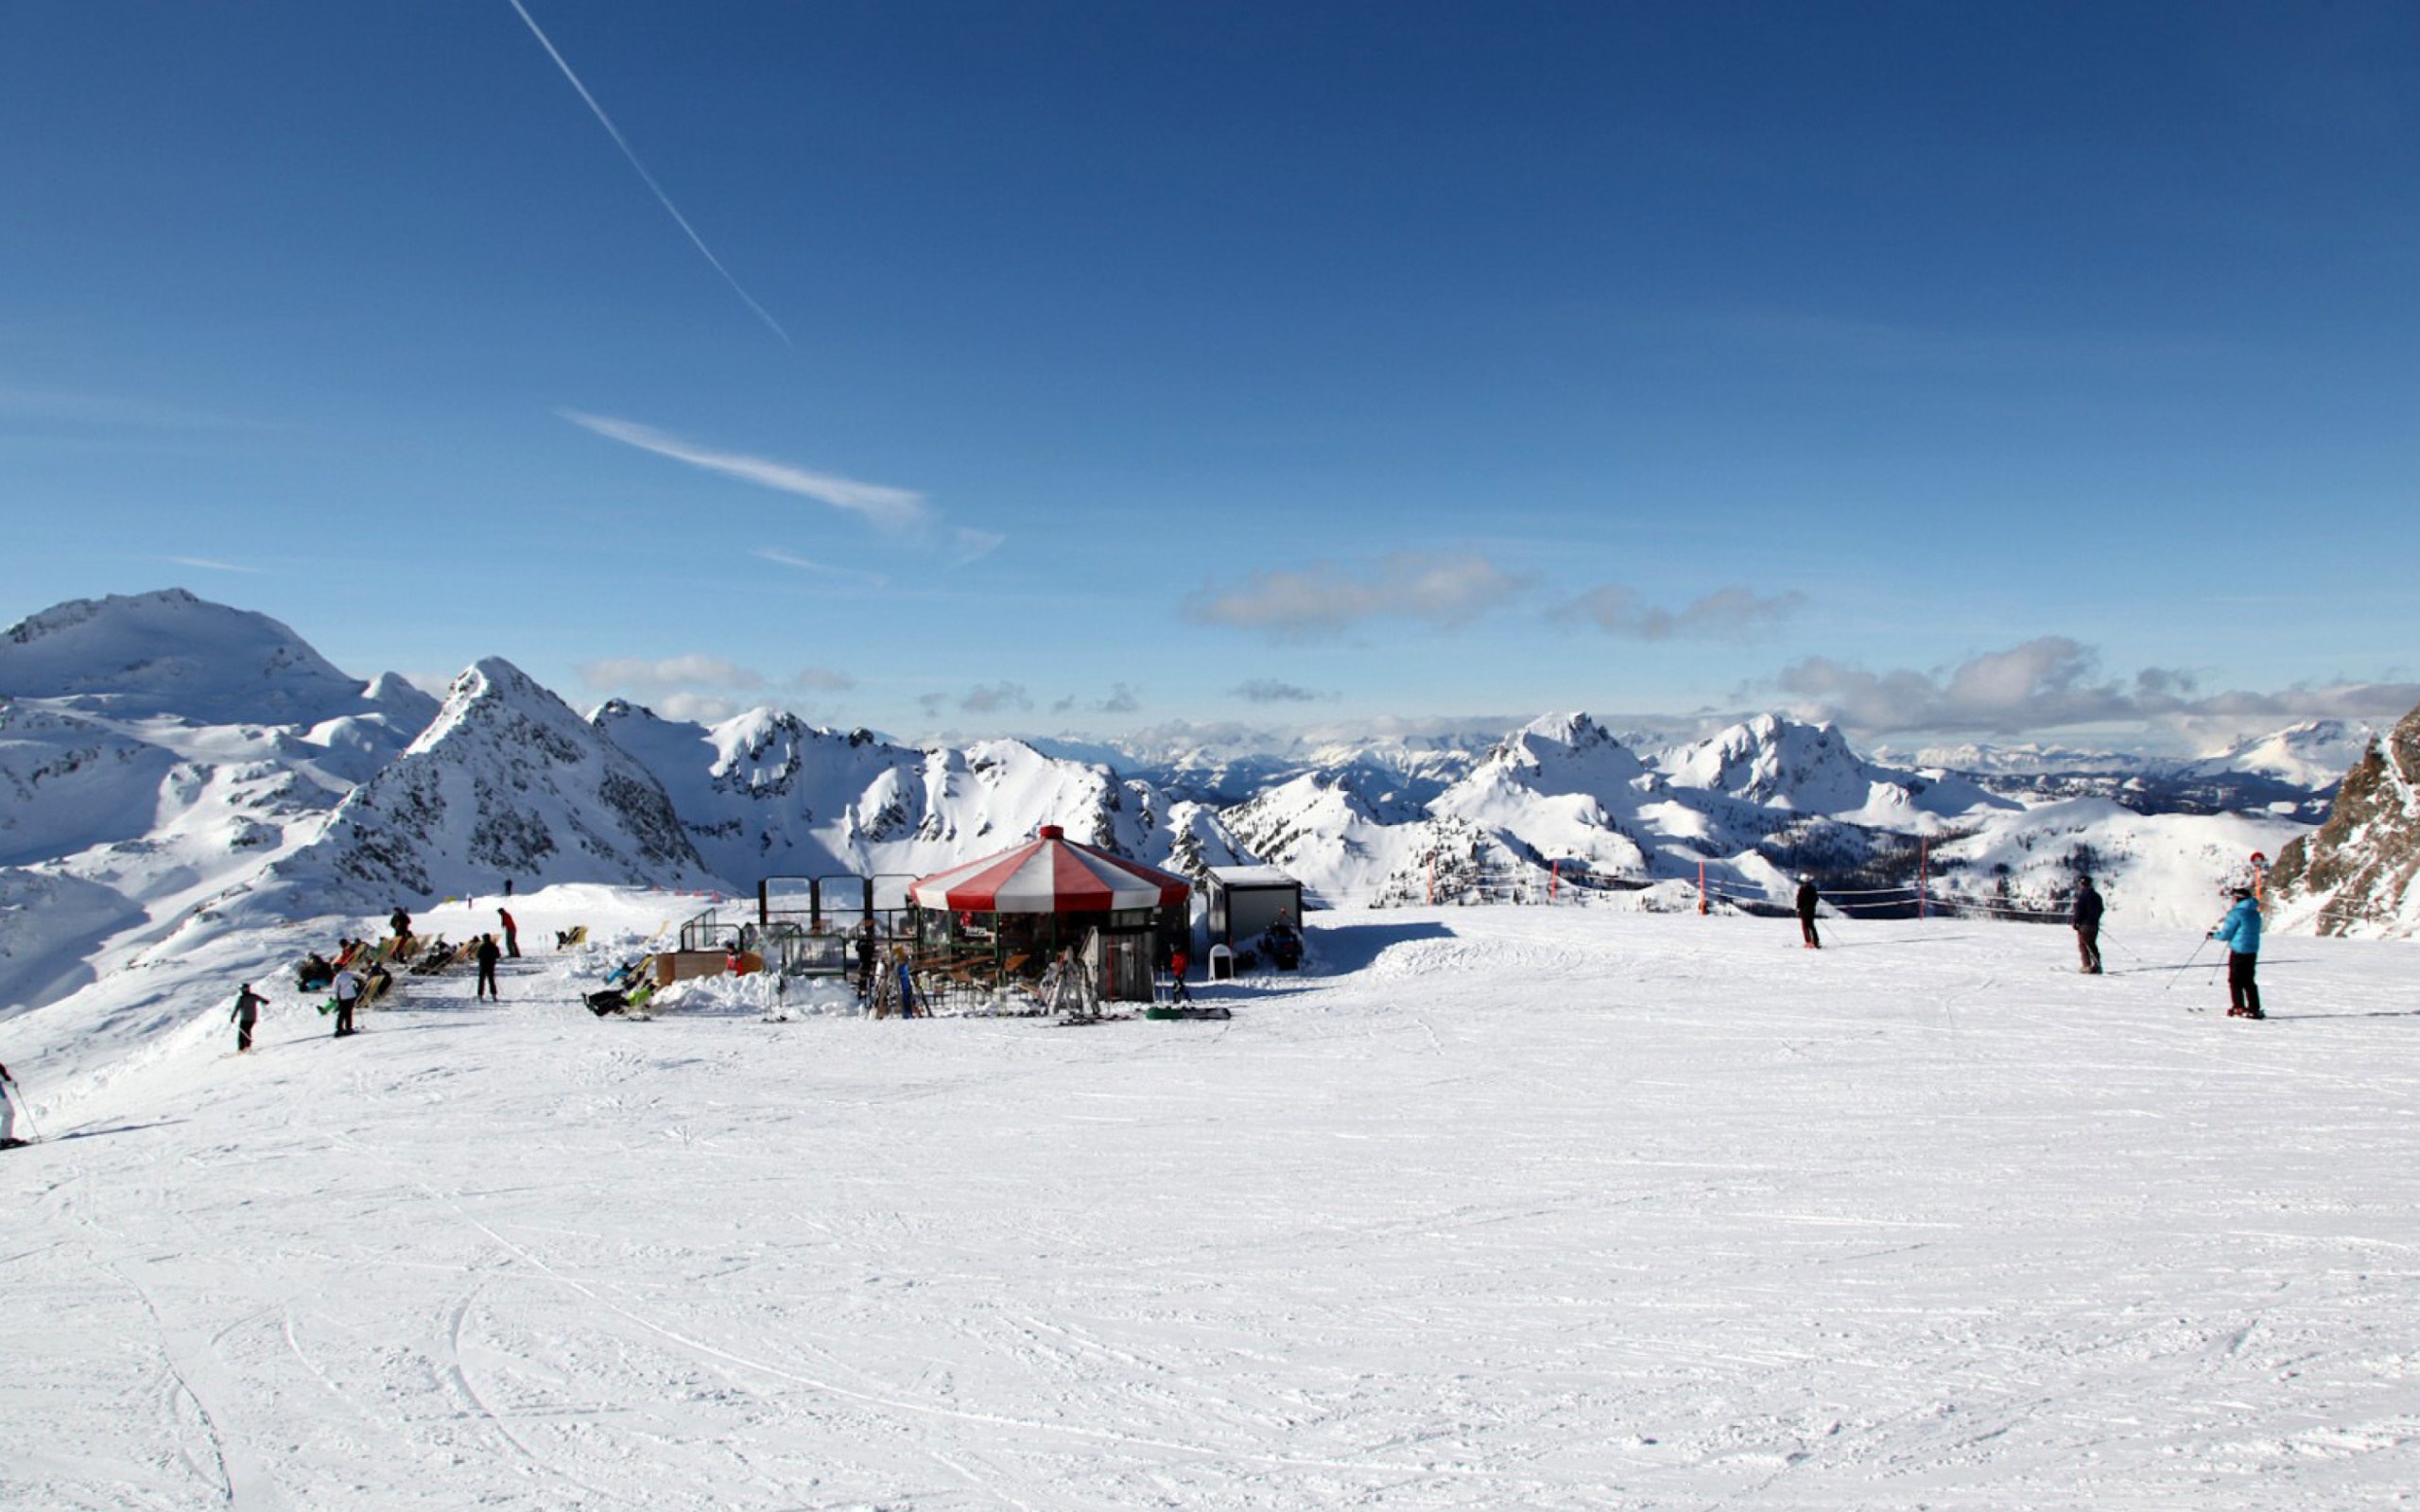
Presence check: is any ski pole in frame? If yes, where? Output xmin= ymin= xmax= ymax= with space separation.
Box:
xmin=2163 ymin=933 xmax=2211 ymax=990
xmin=2097 ymin=929 xmax=2142 ymax=968
xmin=7 ymin=1082 xmax=42 ymax=1143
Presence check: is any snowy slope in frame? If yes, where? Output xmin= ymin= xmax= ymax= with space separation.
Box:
xmin=6 ymin=897 xmax=2418 ymax=1510
xmin=1925 ymin=797 xmax=2307 ymax=928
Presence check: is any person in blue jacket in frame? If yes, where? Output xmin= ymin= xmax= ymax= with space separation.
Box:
xmin=2211 ymin=887 xmax=2263 ymax=1019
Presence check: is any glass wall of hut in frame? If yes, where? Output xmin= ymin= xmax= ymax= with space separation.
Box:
xmin=910 ymin=901 xmax=1189 ymax=984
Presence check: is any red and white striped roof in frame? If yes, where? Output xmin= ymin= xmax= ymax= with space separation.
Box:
xmin=908 ymin=825 xmax=1191 ymax=913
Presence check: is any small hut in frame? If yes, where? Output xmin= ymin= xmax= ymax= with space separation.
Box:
xmin=1203 ymin=865 xmax=1305 ymax=964
xmin=908 ymin=825 xmax=1191 ymax=1001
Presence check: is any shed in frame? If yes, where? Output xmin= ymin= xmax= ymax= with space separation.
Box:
xmin=1204 ymin=865 xmax=1305 ymax=958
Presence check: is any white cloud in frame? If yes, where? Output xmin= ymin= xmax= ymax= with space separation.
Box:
xmin=579 ymin=654 xmax=765 ymax=696
xmin=653 ymin=692 xmax=744 ymax=724
xmin=1555 ymin=584 xmax=1803 ymax=642
xmin=790 ymin=666 xmax=856 ymax=693
xmin=1771 ymin=636 xmax=2420 ymax=737
xmin=563 ymin=411 xmax=927 ymax=530
xmin=1184 ymin=552 xmax=1526 ymax=640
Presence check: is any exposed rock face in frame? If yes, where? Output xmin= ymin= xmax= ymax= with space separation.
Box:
xmin=2269 ymin=701 xmax=2420 ymax=938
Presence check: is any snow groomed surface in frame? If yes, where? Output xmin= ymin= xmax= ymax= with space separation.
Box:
xmin=5 ymin=895 xmax=2416 ymax=1509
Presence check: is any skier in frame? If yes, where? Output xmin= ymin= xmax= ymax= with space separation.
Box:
xmin=1168 ymin=946 xmax=1192 ymax=1005
xmin=2071 ymin=875 xmax=2104 ymax=974
xmin=475 ymin=934 xmax=503 ymax=1002
xmin=498 ymin=906 xmax=520 ymax=958
xmin=330 ymin=966 xmax=363 ymax=1038
xmin=2211 ymin=887 xmax=2264 ymax=1019
xmin=1795 ymin=875 xmax=1823 ymax=949
xmin=389 ymin=906 xmax=412 ymax=954
xmin=0 ymin=1059 xmax=23 ymax=1148
xmin=231 ymin=982 xmax=267 ymax=1054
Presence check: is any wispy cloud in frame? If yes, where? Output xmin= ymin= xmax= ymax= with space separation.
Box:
xmin=753 ymin=547 xmax=890 ymax=589
xmin=1554 ymin=584 xmax=1804 ymax=642
xmin=790 ymin=666 xmax=856 ymax=693
xmin=562 ymin=411 xmax=927 ymax=530
xmin=506 ymin=0 xmax=790 ymax=346
xmin=1184 ymin=552 xmax=1527 ymax=641
xmin=162 ymin=555 xmax=265 ymax=575
xmin=950 ymin=527 xmax=1006 ymax=567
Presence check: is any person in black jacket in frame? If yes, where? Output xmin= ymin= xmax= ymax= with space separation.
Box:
xmin=475 ymin=934 xmax=503 ymax=1002
xmin=2071 ymin=875 xmax=2105 ymax=974
xmin=1794 ymin=876 xmax=1823 ymax=949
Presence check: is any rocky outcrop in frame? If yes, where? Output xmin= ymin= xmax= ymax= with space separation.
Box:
xmin=2269 ymin=700 xmax=2420 ymax=938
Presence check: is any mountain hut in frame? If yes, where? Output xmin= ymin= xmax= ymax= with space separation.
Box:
xmin=908 ymin=825 xmax=1191 ymax=1001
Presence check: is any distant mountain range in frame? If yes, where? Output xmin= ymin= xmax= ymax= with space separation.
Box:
xmin=3 ymin=590 xmax=2409 ymax=1013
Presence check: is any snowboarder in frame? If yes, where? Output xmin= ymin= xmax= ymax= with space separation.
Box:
xmin=2212 ymin=887 xmax=2263 ymax=1019
xmin=475 ymin=934 xmax=502 ymax=1002
xmin=1795 ymin=876 xmax=1823 ymax=949
xmin=1168 ymin=947 xmax=1191 ymax=1004
xmin=231 ymin=983 xmax=267 ymax=1054
xmin=330 ymin=966 xmax=363 ymax=1038
xmin=0 ymin=1059 xmax=23 ymax=1147
xmin=2071 ymin=875 xmax=2104 ymax=974
xmin=498 ymin=907 xmax=520 ymax=958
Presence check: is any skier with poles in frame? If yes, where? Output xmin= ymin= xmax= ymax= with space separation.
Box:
xmin=2211 ymin=886 xmax=2264 ymax=1019
xmin=1795 ymin=875 xmax=1823 ymax=950
xmin=0 ymin=1058 xmax=27 ymax=1148
xmin=2071 ymin=875 xmax=2105 ymax=974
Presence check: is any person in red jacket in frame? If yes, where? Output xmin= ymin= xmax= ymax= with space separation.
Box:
xmin=498 ymin=907 xmax=519 ymax=958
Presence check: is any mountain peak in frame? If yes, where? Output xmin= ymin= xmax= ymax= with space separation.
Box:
xmin=0 ymin=588 xmax=371 ymax=725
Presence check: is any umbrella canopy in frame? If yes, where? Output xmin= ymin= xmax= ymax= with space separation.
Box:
xmin=909 ymin=825 xmax=1190 ymax=913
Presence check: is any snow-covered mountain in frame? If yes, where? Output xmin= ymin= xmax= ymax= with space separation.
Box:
xmin=0 ymin=591 xmax=438 ymax=1011
xmin=2190 ymin=719 xmax=2378 ymax=793
xmin=597 ymin=701 xmax=1253 ymax=892
xmin=0 ymin=589 xmax=431 ymax=730
xmin=256 ymin=659 xmax=716 ymax=907
xmin=0 ymin=588 xmax=2363 ymax=1014
xmin=2269 ymin=703 xmax=2420 ymax=938
xmin=1652 ymin=713 xmax=2005 ymax=826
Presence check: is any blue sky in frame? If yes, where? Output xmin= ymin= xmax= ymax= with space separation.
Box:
xmin=4 ymin=1 xmax=2415 ymax=752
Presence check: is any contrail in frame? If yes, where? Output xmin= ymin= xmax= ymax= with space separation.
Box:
xmin=507 ymin=0 xmax=792 ymax=346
